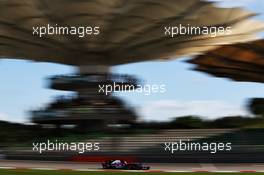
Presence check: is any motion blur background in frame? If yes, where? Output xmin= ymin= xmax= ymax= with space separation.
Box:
xmin=0 ymin=0 xmax=263 ymax=165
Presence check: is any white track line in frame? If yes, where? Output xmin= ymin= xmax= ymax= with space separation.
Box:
xmin=31 ymin=168 xmax=58 ymax=171
xmin=0 ymin=166 xmax=16 ymax=169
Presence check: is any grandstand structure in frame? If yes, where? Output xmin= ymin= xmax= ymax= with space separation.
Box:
xmin=0 ymin=0 xmax=263 ymax=128
xmin=31 ymin=73 xmax=140 ymax=129
xmin=188 ymin=39 xmax=264 ymax=83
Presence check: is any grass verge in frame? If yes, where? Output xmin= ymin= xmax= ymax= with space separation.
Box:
xmin=0 ymin=169 xmax=263 ymax=175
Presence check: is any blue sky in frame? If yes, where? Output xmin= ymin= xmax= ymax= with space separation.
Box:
xmin=0 ymin=0 xmax=264 ymax=123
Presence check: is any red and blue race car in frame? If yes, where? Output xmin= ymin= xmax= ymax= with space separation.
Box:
xmin=102 ymin=159 xmax=150 ymax=170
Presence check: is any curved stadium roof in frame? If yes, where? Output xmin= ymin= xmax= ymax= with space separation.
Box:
xmin=188 ymin=39 xmax=264 ymax=83
xmin=0 ymin=0 xmax=263 ymax=65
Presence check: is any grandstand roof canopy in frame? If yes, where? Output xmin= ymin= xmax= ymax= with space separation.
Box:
xmin=0 ymin=0 xmax=263 ymax=65
xmin=188 ymin=39 xmax=264 ymax=83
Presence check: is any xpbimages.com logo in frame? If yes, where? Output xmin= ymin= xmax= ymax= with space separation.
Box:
xmin=164 ymin=24 xmax=232 ymax=38
xmin=164 ymin=140 xmax=232 ymax=154
xmin=32 ymin=24 xmax=100 ymax=37
xmin=98 ymin=82 xmax=166 ymax=95
xmin=32 ymin=140 xmax=100 ymax=154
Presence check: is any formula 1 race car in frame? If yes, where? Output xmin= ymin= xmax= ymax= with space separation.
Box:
xmin=102 ymin=159 xmax=150 ymax=170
